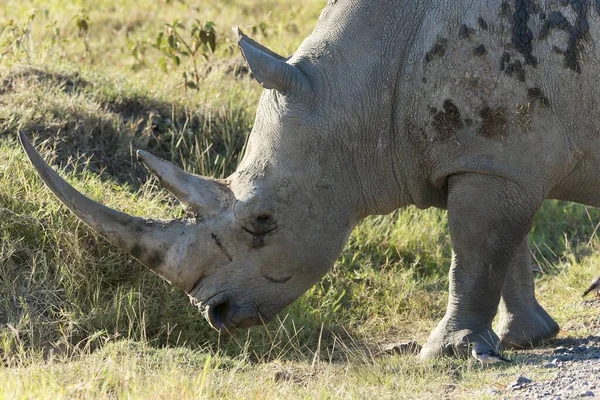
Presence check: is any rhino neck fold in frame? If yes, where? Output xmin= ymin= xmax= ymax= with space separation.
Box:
xmin=289 ymin=0 xmax=435 ymax=216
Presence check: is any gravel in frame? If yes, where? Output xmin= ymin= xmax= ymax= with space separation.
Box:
xmin=481 ymin=299 xmax=600 ymax=399
xmin=504 ymin=334 xmax=600 ymax=399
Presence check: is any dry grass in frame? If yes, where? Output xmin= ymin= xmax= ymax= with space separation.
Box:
xmin=1 ymin=0 xmax=600 ymax=398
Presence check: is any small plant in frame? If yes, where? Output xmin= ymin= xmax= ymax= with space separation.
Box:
xmin=0 ymin=9 xmax=37 ymax=64
xmin=128 ymin=38 xmax=149 ymax=70
xmin=73 ymin=8 xmax=91 ymax=61
xmin=45 ymin=19 xmax=68 ymax=59
xmin=154 ymin=19 xmax=217 ymax=90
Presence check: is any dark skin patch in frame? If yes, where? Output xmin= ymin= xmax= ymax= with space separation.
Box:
xmin=242 ymin=216 xmax=278 ymax=250
xmin=131 ymin=244 xmax=143 ymax=260
xmin=500 ymin=52 xmax=511 ymax=71
xmin=432 ymin=100 xmax=463 ymax=140
xmin=465 ymin=118 xmax=474 ymax=127
xmin=505 ymin=59 xmax=526 ymax=82
xmin=479 ymin=107 xmax=509 ymax=140
xmin=539 ymin=2 xmax=591 ymax=74
xmin=190 ymin=273 xmax=206 ymax=293
xmin=425 ymin=38 xmax=448 ymax=62
xmin=211 ymin=233 xmax=233 ymax=262
xmin=459 ymin=24 xmax=475 ymax=39
xmin=146 ymin=251 xmax=164 ymax=269
xmin=263 ymin=275 xmax=292 ymax=284
xmin=527 ymin=87 xmax=550 ymax=107
xmin=473 ymin=44 xmax=486 ymax=55
xmin=501 ymin=1 xmax=512 ymax=17
xmin=478 ymin=17 xmax=489 ymax=30
xmin=512 ymin=0 xmax=538 ymax=66
xmin=243 ymin=226 xmax=277 ymax=250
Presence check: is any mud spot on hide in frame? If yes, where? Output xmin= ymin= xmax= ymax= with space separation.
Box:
xmin=425 ymin=38 xmax=448 ymax=62
xmin=505 ymin=59 xmax=526 ymax=82
xmin=459 ymin=24 xmax=475 ymax=39
xmin=473 ymin=44 xmax=486 ymax=55
xmin=501 ymin=1 xmax=512 ymax=17
xmin=500 ymin=52 xmax=511 ymax=71
xmin=211 ymin=233 xmax=233 ymax=262
xmin=479 ymin=107 xmax=509 ymax=140
xmin=539 ymin=3 xmax=591 ymax=74
xmin=131 ymin=244 xmax=143 ymax=260
xmin=512 ymin=0 xmax=538 ymax=66
xmin=478 ymin=17 xmax=489 ymax=31
xmin=147 ymin=252 xmax=164 ymax=269
xmin=432 ymin=100 xmax=463 ymax=140
xmin=527 ymin=87 xmax=550 ymax=107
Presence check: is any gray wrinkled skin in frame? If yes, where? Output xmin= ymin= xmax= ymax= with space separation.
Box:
xmin=21 ymin=0 xmax=600 ymax=359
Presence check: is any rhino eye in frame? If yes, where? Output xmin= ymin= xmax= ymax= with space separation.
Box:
xmin=256 ymin=214 xmax=271 ymax=222
xmin=242 ymin=213 xmax=277 ymax=238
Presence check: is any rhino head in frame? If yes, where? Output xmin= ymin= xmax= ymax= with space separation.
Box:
xmin=19 ymin=27 xmax=370 ymax=334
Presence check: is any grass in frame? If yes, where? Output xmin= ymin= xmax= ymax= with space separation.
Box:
xmin=1 ymin=0 xmax=600 ymax=398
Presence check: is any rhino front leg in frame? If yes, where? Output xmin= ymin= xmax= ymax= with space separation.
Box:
xmin=497 ymin=238 xmax=559 ymax=348
xmin=419 ymin=173 xmax=543 ymax=359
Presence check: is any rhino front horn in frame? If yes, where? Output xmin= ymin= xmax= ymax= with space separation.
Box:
xmin=18 ymin=132 xmax=192 ymax=288
xmin=233 ymin=26 xmax=311 ymax=94
xmin=136 ymin=150 xmax=233 ymax=215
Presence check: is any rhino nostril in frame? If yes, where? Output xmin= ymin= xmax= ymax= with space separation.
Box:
xmin=208 ymin=300 xmax=230 ymax=331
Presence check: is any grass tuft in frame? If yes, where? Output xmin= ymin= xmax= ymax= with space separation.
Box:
xmin=1 ymin=0 xmax=600 ymax=397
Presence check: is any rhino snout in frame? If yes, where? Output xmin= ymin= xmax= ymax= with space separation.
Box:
xmin=203 ymin=293 xmax=261 ymax=333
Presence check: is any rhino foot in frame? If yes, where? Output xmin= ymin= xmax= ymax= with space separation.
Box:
xmin=498 ymin=237 xmax=560 ymax=349
xmin=497 ymin=302 xmax=559 ymax=349
xmin=419 ymin=317 xmax=501 ymax=360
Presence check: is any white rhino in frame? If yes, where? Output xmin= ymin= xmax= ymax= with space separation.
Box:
xmin=22 ymin=0 xmax=600 ymax=358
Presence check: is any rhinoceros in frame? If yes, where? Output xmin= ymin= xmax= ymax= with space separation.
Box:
xmin=21 ymin=0 xmax=600 ymax=359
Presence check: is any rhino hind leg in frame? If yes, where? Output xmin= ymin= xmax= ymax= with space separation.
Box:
xmin=420 ymin=173 xmax=543 ymax=359
xmin=496 ymin=238 xmax=559 ymax=349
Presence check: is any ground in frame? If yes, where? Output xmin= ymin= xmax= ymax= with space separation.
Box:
xmin=1 ymin=0 xmax=600 ymax=398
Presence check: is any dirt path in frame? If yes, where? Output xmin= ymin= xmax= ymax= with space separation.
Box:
xmin=496 ymin=300 xmax=600 ymax=399
xmin=508 ymin=338 xmax=600 ymax=399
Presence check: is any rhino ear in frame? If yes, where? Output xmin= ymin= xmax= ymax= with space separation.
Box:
xmin=233 ymin=26 xmax=310 ymax=94
xmin=136 ymin=150 xmax=234 ymax=215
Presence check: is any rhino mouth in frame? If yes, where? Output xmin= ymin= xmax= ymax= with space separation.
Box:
xmin=196 ymin=292 xmax=262 ymax=333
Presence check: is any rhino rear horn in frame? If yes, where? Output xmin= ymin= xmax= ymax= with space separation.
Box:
xmin=136 ymin=150 xmax=233 ymax=215
xmin=18 ymin=132 xmax=190 ymax=287
xmin=233 ymin=26 xmax=310 ymax=94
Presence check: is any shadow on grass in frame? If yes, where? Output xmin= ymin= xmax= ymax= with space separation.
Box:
xmin=0 ymin=67 xmax=251 ymax=187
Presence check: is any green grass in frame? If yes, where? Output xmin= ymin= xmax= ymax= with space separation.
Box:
xmin=1 ymin=0 xmax=600 ymax=398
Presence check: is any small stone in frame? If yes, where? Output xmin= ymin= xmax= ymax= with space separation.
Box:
xmin=473 ymin=44 xmax=486 ymax=55
xmin=486 ymin=388 xmax=501 ymax=395
xmin=553 ymin=347 xmax=568 ymax=354
xmin=274 ymin=370 xmax=293 ymax=383
xmin=579 ymin=391 xmax=594 ymax=397
xmin=516 ymin=376 xmax=532 ymax=385
xmin=566 ymin=385 xmax=574 ymax=391
xmin=444 ymin=384 xmax=456 ymax=393
xmin=570 ymin=346 xmax=584 ymax=353
xmin=543 ymin=362 xmax=557 ymax=368
xmin=382 ymin=340 xmax=422 ymax=355
xmin=509 ymin=375 xmax=532 ymax=391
